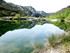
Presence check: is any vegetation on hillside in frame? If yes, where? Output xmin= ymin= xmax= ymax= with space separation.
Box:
xmin=0 ymin=0 xmax=34 ymax=17
xmin=0 ymin=0 xmax=50 ymax=18
xmin=48 ymin=6 xmax=70 ymax=20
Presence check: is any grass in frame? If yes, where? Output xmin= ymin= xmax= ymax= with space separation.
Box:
xmin=32 ymin=33 xmax=70 ymax=53
xmin=32 ymin=43 xmax=44 ymax=50
xmin=46 ymin=34 xmax=65 ymax=48
xmin=31 ymin=43 xmax=44 ymax=53
xmin=45 ymin=33 xmax=70 ymax=52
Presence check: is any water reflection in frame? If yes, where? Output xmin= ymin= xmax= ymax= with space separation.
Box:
xmin=0 ymin=20 xmax=35 ymax=36
xmin=0 ymin=23 xmax=65 ymax=53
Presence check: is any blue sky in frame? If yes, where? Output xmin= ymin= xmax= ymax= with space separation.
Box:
xmin=5 ymin=0 xmax=70 ymax=13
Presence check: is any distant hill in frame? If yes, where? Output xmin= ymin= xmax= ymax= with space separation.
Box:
xmin=0 ymin=0 xmax=51 ymax=17
xmin=37 ymin=11 xmax=51 ymax=17
xmin=49 ymin=6 xmax=70 ymax=20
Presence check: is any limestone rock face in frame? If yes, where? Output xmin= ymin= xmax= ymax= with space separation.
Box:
xmin=0 ymin=0 xmax=52 ymax=17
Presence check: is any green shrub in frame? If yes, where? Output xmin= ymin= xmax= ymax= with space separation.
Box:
xmin=47 ymin=34 xmax=65 ymax=48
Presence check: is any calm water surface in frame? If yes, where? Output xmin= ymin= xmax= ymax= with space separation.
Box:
xmin=0 ymin=23 xmax=65 ymax=53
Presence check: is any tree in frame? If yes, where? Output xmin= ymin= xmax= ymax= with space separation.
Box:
xmin=14 ymin=14 xmax=21 ymax=18
xmin=11 ymin=12 xmax=15 ymax=16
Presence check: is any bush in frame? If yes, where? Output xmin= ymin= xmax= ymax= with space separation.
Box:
xmin=47 ymin=34 xmax=65 ymax=48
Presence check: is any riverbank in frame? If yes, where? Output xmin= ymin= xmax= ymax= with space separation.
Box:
xmin=32 ymin=31 xmax=70 ymax=53
xmin=1 ymin=17 xmax=70 ymax=22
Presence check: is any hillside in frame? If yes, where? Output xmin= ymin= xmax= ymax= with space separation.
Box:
xmin=0 ymin=0 xmax=33 ymax=17
xmin=0 ymin=0 xmax=51 ymax=17
xmin=49 ymin=6 xmax=70 ymax=20
xmin=37 ymin=11 xmax=51 ymax=17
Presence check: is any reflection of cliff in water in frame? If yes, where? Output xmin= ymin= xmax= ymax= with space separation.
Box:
xmin=0 ymin=20 xmax=36 ymax=36
xmin=50 ymin=22 xmax=70 ymax=31
xmin=0 ymin=20 xmax=70 ymax=36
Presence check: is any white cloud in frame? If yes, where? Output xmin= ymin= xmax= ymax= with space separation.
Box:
xmin=5 ymin=0 xmax=70 ymax=13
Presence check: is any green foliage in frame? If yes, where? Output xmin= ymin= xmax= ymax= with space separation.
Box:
xmin=11 ymin=12 xmax=16 ymax=16
xmin=49 ymin=7 xmax=70 ymax=20
xmin=33 ymin=43 xmax=43 ymax=49
xmin=0 ymin=0 xmax=33 ymax=17
xmin=50 ymin=22 xmax=70 ymax=30
xmin=0 ymin=7 xmax=17 ymax=17
xmin=47 ymin=34 xmax=65 ymax=48
xmin=65 ymin=14 xmax=70 ymax=20
xmin=61 ymin=35 xmax=70 ymax=43
xmin=14 ymin=14 xmax=21 ymax=18
xmin=24 ymin=16 xmax=29 ymax=18
xmin=59 ymin=34 xmax=70 ymax=53
xmin=0 ymin=20 xmax=35 ymax=36
xmin=32 ymin=43 xmax=44 ymax=53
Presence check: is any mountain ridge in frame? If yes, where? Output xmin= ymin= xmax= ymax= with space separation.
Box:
xmin=0 ymin=0 xmax=51 ymax=17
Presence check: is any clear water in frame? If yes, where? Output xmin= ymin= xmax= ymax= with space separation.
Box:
xmin=0 ymin=23 xmax=65 ymax=53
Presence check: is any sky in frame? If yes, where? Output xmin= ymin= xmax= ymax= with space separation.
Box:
xmin=5 ymin=0 xmax=70 ymax=13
